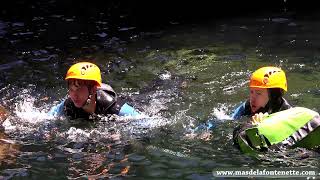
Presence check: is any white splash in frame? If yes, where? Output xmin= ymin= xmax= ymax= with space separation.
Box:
xmin=125 ymin=115 xmax=170 ymax=130
xmin=13 ymin=94 xmax=53 ymax=124
xmin=211 ymin=103 xmax=233 ymax=120
xmin=159 ymin=71 xmax=172 ymax=80
xmin=66 ymin=127 xmax=91 ymax=142
xmin=2 ymin=89 xmax=55 ymax=135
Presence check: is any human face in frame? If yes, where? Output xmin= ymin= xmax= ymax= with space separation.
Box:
xmin=249 ymin=87 xmax=269 ymax=114
xmin=68 ymin=80 xmax=89 ymax=108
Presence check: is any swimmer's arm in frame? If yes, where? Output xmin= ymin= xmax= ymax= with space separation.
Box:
xmin=47 ymin=100 xmax=65 ymax=117
xmin=118 ymin=103 xmax=141 ymax=117
xmin=230 ymin=102 xmax=246 ymax=120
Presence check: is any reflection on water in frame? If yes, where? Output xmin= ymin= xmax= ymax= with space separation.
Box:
xmin=0 ymin=132 xmax=20 ymax=168
xmin=0 ymin=5 xmax=320 ymax=179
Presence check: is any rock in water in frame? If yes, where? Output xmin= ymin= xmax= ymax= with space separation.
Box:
xmin=0 ymin=105 xmax=8 ymax=123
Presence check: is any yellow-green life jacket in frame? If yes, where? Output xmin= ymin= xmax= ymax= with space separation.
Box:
xmin=236 ymin=107 xmax=320 ymax=154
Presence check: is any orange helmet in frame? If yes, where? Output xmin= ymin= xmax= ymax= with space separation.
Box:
xmin=249 ymin=66 xmax=287 ymax=92
xmin=65 ymin=62 xmax=102 ymax=87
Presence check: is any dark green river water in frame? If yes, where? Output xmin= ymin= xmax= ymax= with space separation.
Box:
xmin=0 ymin=7 xmax=319 ymax=180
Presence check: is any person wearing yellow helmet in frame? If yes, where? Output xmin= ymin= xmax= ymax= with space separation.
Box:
xmin=231 ymin=66 xmax=292 ymax=120
xmin=48 ymin=62 xmax=141 ymax=119
xmin=230 ymin=66 xmax=292 ymax=148
xmin=188 ymin=66 xmax=293 ymax=141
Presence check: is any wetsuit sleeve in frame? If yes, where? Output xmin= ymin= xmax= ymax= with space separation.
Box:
xmin=47 ymin=100 xmax=65 ymax=117
xmin=96 ymin=91 xmax=141 ymax=117
xmin=231 ymin=102 xmax=247 ymax=120
xmin=119 ymin=103 xmax=141 ymax=116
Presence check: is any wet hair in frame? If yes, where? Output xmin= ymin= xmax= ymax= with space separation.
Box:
xmin=268 ymin=88 xmax=285 ymax=111
xmin=253 ymin=88 xmax=284 ymax=114
xmin=67 ymin=79 xmax=96 ymax=90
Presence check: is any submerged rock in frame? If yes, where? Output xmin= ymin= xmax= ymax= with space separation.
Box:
xmin=0 ymin=105 xmax=8 ymax=124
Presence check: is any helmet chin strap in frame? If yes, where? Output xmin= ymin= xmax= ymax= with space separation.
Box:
xmin=84 ymin=94 xmax=93 ymax=107
xmin=82 ymin=85 xmax=94 ymax=108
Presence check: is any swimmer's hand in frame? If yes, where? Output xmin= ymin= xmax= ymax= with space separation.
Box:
xmin=251 ymin=112 xmax=269 ymax=125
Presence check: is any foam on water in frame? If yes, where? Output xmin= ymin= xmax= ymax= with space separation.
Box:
xmin=0 ymin=76 xmax=198 ymax=146
xmin=1 ymin=87 xmax=58 ymax=141
xmin=210 ymin=103 xmax=233 ymax=121
xmin=13 ymin=95 xmax=53 ymax=124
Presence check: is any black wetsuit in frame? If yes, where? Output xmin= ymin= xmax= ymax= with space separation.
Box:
xmin=232 ymin=97 xmax=292 ymax=149
xmin=64 ymin=88 xmax=125 ymax=119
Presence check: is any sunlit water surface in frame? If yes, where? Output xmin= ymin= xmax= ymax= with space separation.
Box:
xmin=0 ymin=10 xmax=319 ymax=179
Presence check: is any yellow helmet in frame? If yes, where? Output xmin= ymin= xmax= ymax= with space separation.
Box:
xmin=249 ymin=66 xmax=287 ymax=92
xmin=65 ymin=62 xmax=102 ymax=87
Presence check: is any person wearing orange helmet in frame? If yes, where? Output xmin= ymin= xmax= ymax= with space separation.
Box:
xmin=231 ymin=66 xmax=292 ymax=120
xmin=48 ymin=62 xmax=141 ymax=119
xmin=191 ymin=66 xmax=293 ymax=141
